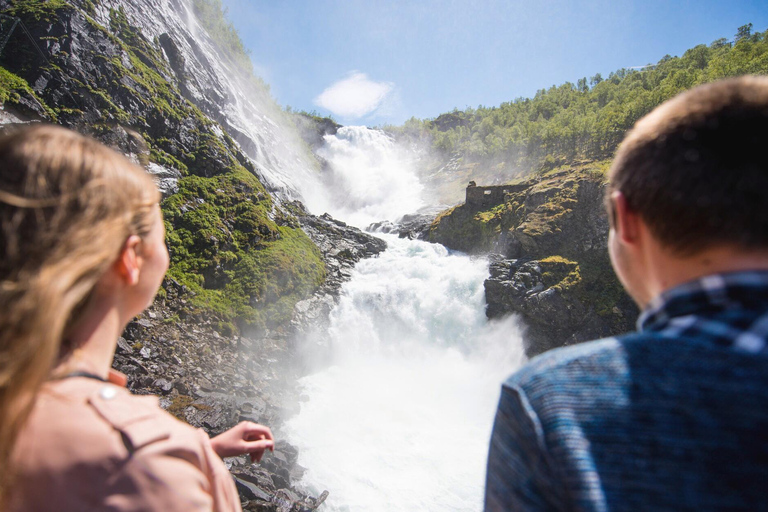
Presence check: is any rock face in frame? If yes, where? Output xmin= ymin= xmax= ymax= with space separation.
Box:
xmin=484 ymin=257 xmax=630 ymax=356
xmin=0 ymin=0 xmax=327 ymax=335
xmin=111 ymin=207 xmax=384 ymax=509
xmin=429 ymin=162 xmax=638 ymax=356
xmin=108 ymin=206 xmax=383 ymax=510
xmin=113 ymin=279 xmax=327 ymax=510
xmin=367 ymin=208 xmax=443 ymax=241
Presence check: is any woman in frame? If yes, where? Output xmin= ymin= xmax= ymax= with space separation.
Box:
xmin=0 ymin=125 xmax=272 ymax=511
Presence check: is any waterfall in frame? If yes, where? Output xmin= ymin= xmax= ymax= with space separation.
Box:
xmin=286 ymin=127 xmax=527 ymax=511
xmin=91 ymin=0 xmax=324 ymax=200
xmin=303 ymin=126 xmax=425 ymax=228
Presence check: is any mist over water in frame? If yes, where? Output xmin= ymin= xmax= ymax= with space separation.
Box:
xmin=287 ymin=125 xmax=527 ymax=511
xmin=303 ymin=126 xmax=425 ymax=228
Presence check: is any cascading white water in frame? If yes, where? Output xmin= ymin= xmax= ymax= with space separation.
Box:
xmin=286 ymin=126 xmax=527 ymax=511
xmin=94 ymin=0 xmax=325 ymax=201
xmin=303 ymin=126 xmax=425 ymax=228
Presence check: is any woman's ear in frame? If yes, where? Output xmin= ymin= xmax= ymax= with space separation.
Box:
xmin=115 ymin=235 xmax=142 ymax=285
xmin=610 ymin=191 xmax=642 ymax=246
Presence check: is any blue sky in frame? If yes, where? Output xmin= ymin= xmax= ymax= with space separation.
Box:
xmin=220 ymin=0 xmax=768 ymax=126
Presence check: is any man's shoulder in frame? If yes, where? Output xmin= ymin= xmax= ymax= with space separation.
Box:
xmin=504 ymin=334 xmax=641 ymax=390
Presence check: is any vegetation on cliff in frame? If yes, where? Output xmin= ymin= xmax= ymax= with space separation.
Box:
xmin=189 ymin=0 xmax=271 ymax=97
xmin=429 ymin=161 xmax=636 ymax=349
xmin=429 ymin=162 xmax=609 ymax=254
xmin=0 ymin=0 xmax=324 ymax=334
xmin=392 ymin=25 xmax=768 ymax=174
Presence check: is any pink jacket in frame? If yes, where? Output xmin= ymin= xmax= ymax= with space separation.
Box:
xmin=9 ymin=371 xmax=242 ymax=512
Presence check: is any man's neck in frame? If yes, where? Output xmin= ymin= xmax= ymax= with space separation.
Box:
xmin=647 ymin=244 xmax=768 ymax=305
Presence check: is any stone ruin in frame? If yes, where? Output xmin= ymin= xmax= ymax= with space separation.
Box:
xmin=465 ymin=181 xmax=528 ymax=208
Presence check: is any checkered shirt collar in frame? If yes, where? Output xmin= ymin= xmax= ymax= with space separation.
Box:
xmin=638 ymin=271 xmax=768 ymax=353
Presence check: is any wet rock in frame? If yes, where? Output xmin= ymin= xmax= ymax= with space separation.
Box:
xmin=367 ymin=208 xmax=443 ymax=241
xmin=485 ymin=257 xmax=630 ymax=356
xmin=431 ymin=169 xmax=638 ymax=355
xmin=146 ymin=162 xmax=182 ymax=196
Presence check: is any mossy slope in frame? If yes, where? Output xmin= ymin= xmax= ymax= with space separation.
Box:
xmin=430 ymin=161 xmax=636 ymax=350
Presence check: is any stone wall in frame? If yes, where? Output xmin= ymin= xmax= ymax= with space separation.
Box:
xmin=465 ymin=181 xmax=528 ymax=208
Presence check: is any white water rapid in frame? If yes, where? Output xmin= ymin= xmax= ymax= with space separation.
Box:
xmin=285 ymin=127 xmax=527 ymax=511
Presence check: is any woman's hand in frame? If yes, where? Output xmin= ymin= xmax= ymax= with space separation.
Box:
xmin=210 ymin=421 xmax=274 ymax=462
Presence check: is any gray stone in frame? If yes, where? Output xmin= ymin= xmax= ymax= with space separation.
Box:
xmin=153 ymin=378 xmax=173 ymax=393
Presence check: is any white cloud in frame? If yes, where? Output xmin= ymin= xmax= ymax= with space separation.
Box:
xmin=314 ymin=72 xmax=394 ymax=119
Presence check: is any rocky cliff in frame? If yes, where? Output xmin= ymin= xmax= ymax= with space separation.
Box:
xmin=0 ymin=0 xmax=329 ymax=335
xmin=0 ymin=0 xmax=386 ymax=508
xmin=428 ymin=161 xmax=638 ymax=356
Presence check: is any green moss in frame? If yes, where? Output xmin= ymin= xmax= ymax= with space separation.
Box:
xmin=149 ymin=147 xmax=188 ymax=173
xmin=539 ymin=256 xmax=581 ymax=290
xmin=162 ymin=166 xmax=325 ymax=334
xmin=0 ymin=66 xmax=57 ymax=120
xmin=3 ymin=0 xmax=71 ymax=23
xmin=428 ymin=204 xmax=491 ymax=252
xmin=81 ymin=0 xmax=96 ymax=16
xmin=0 ymin=66 xmax=30 ymax=104
xmin=86 ymin=83 xmax=130 ymax=122
xmin=163 ymin=314 xmax=181 ymax=324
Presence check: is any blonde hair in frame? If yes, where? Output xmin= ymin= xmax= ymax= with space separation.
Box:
xmin=0 ymin=125 xmax=160 ymax=502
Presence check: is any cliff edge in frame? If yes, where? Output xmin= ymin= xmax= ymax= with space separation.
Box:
xmin=429 ymin=161 xmax=638 ymax=356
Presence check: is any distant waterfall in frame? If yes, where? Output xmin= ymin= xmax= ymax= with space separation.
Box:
xmin=303 ymin=126 xmax=425 ymax=228
xmin=287 ymin=162 xmax=527 ymax=512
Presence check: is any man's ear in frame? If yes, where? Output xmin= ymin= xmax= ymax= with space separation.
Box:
xmin=115 ymin=235 xmax=142 ymax=286
xmin=610 ymin=191 xmax=642 ymax=245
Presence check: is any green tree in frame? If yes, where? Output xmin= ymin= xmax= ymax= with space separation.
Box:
xmin=736 ymin=23 xmax=753 ymax=43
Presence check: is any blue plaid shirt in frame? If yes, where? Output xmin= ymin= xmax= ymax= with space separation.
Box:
xmin=485 ymin=271 xmax=768 ymax=512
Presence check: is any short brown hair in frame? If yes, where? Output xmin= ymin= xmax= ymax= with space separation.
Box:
xmin=608 ymin=76 xmax=768 ymax=255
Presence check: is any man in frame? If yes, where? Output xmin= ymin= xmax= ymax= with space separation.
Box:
xmin=485 ymin=76 xmax=768 ymax=511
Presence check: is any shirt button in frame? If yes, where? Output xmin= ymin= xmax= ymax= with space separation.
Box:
xmin=100 ymin=386 xmax=117 ymax=400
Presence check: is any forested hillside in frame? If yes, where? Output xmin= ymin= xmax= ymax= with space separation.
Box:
xmin=394 ymin=25 xmax=768 ymax=178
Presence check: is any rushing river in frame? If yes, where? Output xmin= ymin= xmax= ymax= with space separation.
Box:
xmin=286 ymin=127 xmax=527 ymax=511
